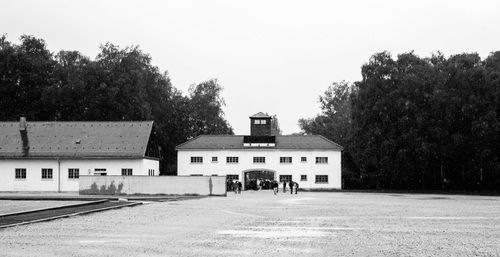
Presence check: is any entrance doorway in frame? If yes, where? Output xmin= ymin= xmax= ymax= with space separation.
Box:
xmin=244 ymin=170 xmax=275 ymax=190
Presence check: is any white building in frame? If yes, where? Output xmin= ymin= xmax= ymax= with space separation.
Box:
xmin=0 ymin=118 xmax=160 ymax=192
xmin=176 ymin=113 xmax=342 ymax=190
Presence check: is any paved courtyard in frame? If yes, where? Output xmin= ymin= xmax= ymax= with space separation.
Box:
xmin=0 ymin=191 xmax=499 ymax=256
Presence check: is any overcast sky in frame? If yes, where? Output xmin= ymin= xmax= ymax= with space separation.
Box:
xmin=1 ymin=0 xmax=499 ymax=134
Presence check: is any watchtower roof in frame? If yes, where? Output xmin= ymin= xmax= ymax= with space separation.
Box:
xmin=250 ymin=112 xmax=271 ymax=118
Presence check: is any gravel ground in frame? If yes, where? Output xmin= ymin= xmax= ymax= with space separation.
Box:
xmin=0 ymin=191 xmax=499 ymax=256
xmin=0 ymin=200 xmax=86 ymax=215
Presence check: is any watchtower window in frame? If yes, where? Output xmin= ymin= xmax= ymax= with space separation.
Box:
xmin=253 ymin=119 xmax=267 ymax=125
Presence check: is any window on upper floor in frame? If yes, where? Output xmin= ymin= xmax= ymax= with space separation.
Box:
xmin=280 ymin=157 xmax=292 ymax=163
xmin=253 ymin=157 xmax=266 ymax=163
xmin=301 ymin=175 xmax=307 ymax=181
xmin=212 ymin=156 xmax=218 ymax=162
xmin=301 ymin=157 xmax=307 ymax=162
xmin=315 ymin=157 xmax=328 ymax=164
xmin=253 ymin=119 xmax=267 ymax=124
xmin=191 ymin=156 xmax=203 ymax=163
xmin=226 ymin=157 xmax=239 ymax=163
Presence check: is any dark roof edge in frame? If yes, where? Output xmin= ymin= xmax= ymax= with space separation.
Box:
xmin=0 ymin=156 xmax=159 ymax=160
xmin=175 ymin=134 xmax=344 ymax=150
xmin=142 ymin=121 xmax=154 ymax=157
xmin=176 ymin=148 xmax=341 ymax=151
xmin=175 ymin=134 xmax=205 ymax=150
xmin=317 ymin=135 xmax=344 ymax=151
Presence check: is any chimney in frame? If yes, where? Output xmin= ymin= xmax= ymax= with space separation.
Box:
xmin=19 ymin=117 xmax=29 ymax=156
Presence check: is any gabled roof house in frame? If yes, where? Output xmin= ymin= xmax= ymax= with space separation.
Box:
xmin=0 ymin=118 xmax=160 ymax=192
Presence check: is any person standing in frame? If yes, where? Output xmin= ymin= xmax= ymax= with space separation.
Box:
xmin=272 ymin=180 xmax=278 ymax=195
xmin=294 ymin=182 xmax=299 ymax=194
xmin=282 ymin=180 xmax=286 ymax=193
xmin=289 ymin=180 xmax=294 ymax=194
xmin=237 ymin=181 xmax=242 ymax=194
xmin=233 ymin=180 xmax=238 ymax=194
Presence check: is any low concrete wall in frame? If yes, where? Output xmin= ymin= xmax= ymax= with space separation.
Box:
xmin=79 ymin=176 xmax=226 ymax=196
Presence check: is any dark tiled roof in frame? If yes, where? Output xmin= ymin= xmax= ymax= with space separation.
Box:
xmin=176 ymin=135 xmax=343 ymax=150
xmin=0 ymin=121 xmax=153 ymax=158
xmin=250 ymin=112 xmax=271 ymax=118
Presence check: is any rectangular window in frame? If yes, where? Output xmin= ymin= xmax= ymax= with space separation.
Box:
xmin=261 ymin=119 xmax=267 ymax=124
xmin=279 ymin=175 xmax=292 ymax=182
xmin=191 ymin=156 xmax=203 ymax=163
xmin=226 ymin=157 xmax=239 ymax=163
xmin=315 ymin=175 xmax=329 ymax=183
xmin=316 ymin=157 xmax=328 ymax=164
xmin=280 ymin=157 xmax=292 ymax=163
xmin=254 ymin=119 xmax=261 ymax=124
xmin=15 ymin=168 xmax=26 ymax=179
xmin=68 ymin=168 xmax=79 ymax=179
xmin=121 ymin=168 xmax=133 ymax=176
xmin=94 ymin=168 xmax=107 ymax=176
xmin=227 ymin=174 xmax=239 ymax=181
xmin=301 ymin=175 xmax=307 ymax=181
xmin=253 ymin=157 xmax=266 ymax=163
xmin=301 ymin=157 xmax=307 ymax=162
xmin=148 ymin=169 xmax=155 ymax=176
xmin=212 ymin=156 xmax=218 ymax=162
xmin=41 ymin=168 xmax=53 ymax=179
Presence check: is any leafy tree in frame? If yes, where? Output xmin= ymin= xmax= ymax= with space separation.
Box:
xmin=299 ymin=81 xmax=357 ymax=188
xmin=187 ymin=79 xmax=233 ymax=137
xmin=302 ymin=50 xmax=500 ymax=191
xmin=270 ymin=114 xmax=282 ymax=136
xmin=0 ymin=35 xmax=233 ymax=175
xmin=0 ymin=35 xmax=56 ymax=120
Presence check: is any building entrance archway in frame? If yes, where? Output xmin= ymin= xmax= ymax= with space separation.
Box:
xmin=243 ymin=170 xmax=275 ymax=190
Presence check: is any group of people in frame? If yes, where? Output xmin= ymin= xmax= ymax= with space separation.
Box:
xmin=249 ymin=179 xmax=273 ymax=190
xmin=226 ymin=178 xmax=299 ymax=195
xmin=227 ymin=180 xmax=242 ymax=194
xmin=279 ymin=180 xmax=299 ymax=195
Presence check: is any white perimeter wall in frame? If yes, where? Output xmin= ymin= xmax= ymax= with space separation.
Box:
xmin=79 ymin=175 xmax=226 ymax=196
xmin=0 ymin=158 xmax=159 ymax=192
xmin=178 ymin=149 xmax=341 ymax=189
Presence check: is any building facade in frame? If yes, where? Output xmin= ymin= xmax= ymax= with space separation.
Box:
xmin=176 ymin=113 xmax=342 ymax=190
xmin=0 ymin=118 xmax=160 ymax=192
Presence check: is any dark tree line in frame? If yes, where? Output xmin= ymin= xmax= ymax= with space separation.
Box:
xmin=300 ymin=51 xmax=500 ymax=191
xmin=0 ymin=35 xmax=233 ymax=175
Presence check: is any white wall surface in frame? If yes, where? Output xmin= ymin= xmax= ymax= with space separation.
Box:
xmin=142 ymin=159 xmax=160 ymax=176
xmin=0 ymin=158 xmax=159 ymax=192
xmin=0 ymin=159 xmax=59 ymax=192
xmin=178 ymin=149 xmax=341 ymax=189
xmin=79 ymin=175 xmax=226 ymax=196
